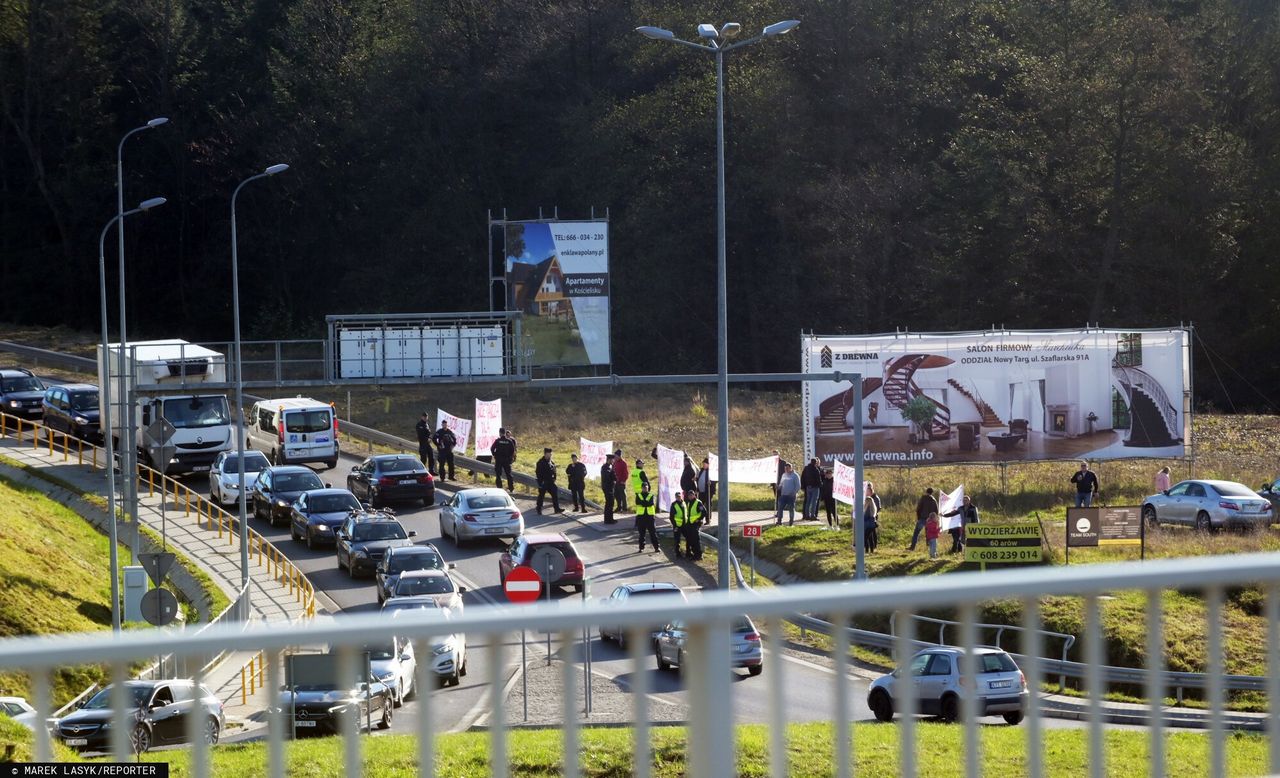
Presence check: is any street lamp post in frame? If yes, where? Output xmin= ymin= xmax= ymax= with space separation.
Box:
xmin=637 ymin=20 xmax=799 ymax=590
xmin=98 ymin=197 xmax=167 ymax=632
xmin=115 ymin=117 xmax=168 ymax=566
xmin=231 ymin=164 xmax=290 ymax=588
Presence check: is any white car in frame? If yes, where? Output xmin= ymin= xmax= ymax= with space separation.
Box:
xmin=209 ymin=450 xmax=271 ymax=507
xmin=355 ymin=637 xmax=417 ymax=707
xmin=0 ymin=696 xmax=37 ymax=729
xmin=439 ymin=488 xmax=524 ymax=545
xmin=381 ymin=570 xmax=466 ymax=614
xmin=867 ymin=646 xmax=1028 ymax=725
xmin=389 ymin=609 xmax=468 ymax=686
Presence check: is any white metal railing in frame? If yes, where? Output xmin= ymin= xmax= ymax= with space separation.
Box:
xmin=2 ymin=553 xmax=1279 ymax=777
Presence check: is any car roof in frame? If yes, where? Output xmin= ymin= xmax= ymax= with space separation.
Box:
xmin=398 ymin=569 xmax=449 ymax=580
xmin=303 ymin=488 xmax=357 ymax=498
xmin=459 ymin=488 xmax=513 ymax=499
xmin=917 ymin=646 xmax=1006 ymax=656
xmin=0 ymin=368 xmax=34 ymax=378
xmin=57 ymin=383 xmax=98 ymax=392
xmin=0 ymin=696 xmax=29 ymax=704
xmin=387 ymin=544 xmax=440 ymax=555
xmin=267 ymin=465 xmax=318 ymax=475
xmin=620 ymin=582 xmax=681 ymax=593
xmin=523 ymin=532 xmax=572 ymax=544
xmin=1193 ymin=479 xmax=1256 ymax=491
xmin=372 ymin=454 xmax=419 ymax=463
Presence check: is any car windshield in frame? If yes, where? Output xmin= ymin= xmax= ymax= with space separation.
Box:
xmin=732 ymin=617 xmax=756 ymax=633
xmin=395 ymin=576 xmax=453 ymax=596
xmin=382 ymin=600 xmax=438 ymax=614
xmin=388 ymin=553 xmax=443 ymax=574
xmin=286 ymin=410 xmax=331 ymax=433
xmin=467 ymin=494 xmax=514 ymax=510
xmin=224 ymin=453 xmax=269 ymax=474
xmin=83 ymin=685 xmax=151 ymax=710
xmin=162 ymin=396 xmax=230 ymax=429
xmin=631 ymin=588 xmax=683 ymax=599
xmin=276 ymin=473 xmax=324 ymax=492
xmin=356 ymin=642 xmax=396 ymax=660
xmin=69 ymin=392 xmax=99 ymax=411
xmin=1 ymin=377 xmax=42 ymax=392
xmin=978 ymin=653 xmax=1019 ymax=674
xmin=353 ymin=523 xmax=408 ymax=542
xmin=310 ymin=494 xmax=360 ymax=513
xmin=377 ymin=458 xmax=419 ymax=473
xmin=1214 ymin=483 xmax=1258 ymax=498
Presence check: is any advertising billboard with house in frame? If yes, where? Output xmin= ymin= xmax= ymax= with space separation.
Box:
xmin=502 ymin=220 xmax=610 ymax=366
xmin=801 ymin=328 xmax=1190 ymax=466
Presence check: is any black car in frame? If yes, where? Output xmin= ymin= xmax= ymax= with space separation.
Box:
xmin=347 ymin=455 xmax=435 ymax=508
xmin=56 ymin=680 xmax=224 ymax=754
xmin=41 ymin=383 xmax=102 ymax=443
xmin=250 ymin=465 xmax=326 ymax=527
xmin=278 ymin=676 xmax=393 ymax=736
xmin=375 ymin=544 xmax=447 ymax=605
xmin=289 ymin=488 xmax=363 ymax=548
xmin=336 ymin=513 xmax=417 ymax=577
xmin=0 ymin=368 xmax=46 ymax=421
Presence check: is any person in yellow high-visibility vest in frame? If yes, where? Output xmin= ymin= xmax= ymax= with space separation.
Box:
xmin=671 ymin=488 xmax=705 ymax=560
xmin=668 ymin=490 xmax=688 ymax=558
xmin=634 ymin=481 xmax=659 ymax=553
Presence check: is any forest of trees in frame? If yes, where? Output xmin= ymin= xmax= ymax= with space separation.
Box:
xmin=2 ymin=0 xmax=1278 ymax=410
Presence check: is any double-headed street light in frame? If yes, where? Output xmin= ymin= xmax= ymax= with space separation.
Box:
xmin=98 ymin=196 xmax=167 ymax=632
xmin=231 ymin=163 xmax=290 ymax=588
xmin=636 ymin=19 xmax=799 ymax=591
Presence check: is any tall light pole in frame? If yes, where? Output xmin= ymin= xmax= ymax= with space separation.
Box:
xmin=231 ymin=163 xmax=290 ymax=588
xmin=98 ymin=197 xmax=167 ymax=632
xmin=116 ymin=117 xmax=168 ymax=567
xmin=637 ymin=20 xmax=799 ymax=590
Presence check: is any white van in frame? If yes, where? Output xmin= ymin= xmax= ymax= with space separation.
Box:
xmin=247 ymin=398 xmax=339 ymax=469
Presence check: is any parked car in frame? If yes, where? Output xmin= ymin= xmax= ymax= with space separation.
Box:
xmin=0 ymin=367 xmax=46 ymax=420
xmin=250 ymin=465 xmax=326 ymax=527
xmin=0 ymin=696 xmax=37 ymax=729
xmin=277 ymin=674 xmax=392 ymax=736
xmin=346 ymin=454 xmax=434 ymax=508
xmin=389 ymin=609 xmax=468 ymax=686
xmin=381 ymin=570 xmax=466 ymax=614
xmin=289 ymin=488 xmax=362 ymax=548
xmin=41 ymin=383 xmax=102 ymax=443
xmin=655 ymin=614 xmax=762 ymax=676
xmin=1142 ymin=479 xmax=1273 ymax=532
xmin=348 ymin=638 xmax=417 ymax=707
xmin=598 ymin=582 xmax=689 ymax=649
xmin=375 ymin=545 xmax=448 ymax=605
xmin=209 ymin=449 xmax=271 ymax=507
xmin=498 ymin=533 xmax=585 ymax=593
xmin=439 ymin=488 xmax=524 ymax=546
xmin=335 ymin=512 xmax=417 ymax=577
xmin=866 ymin=646 xmax=1028 ymax=725
xmin=55 ymin=680 xmax=224 ymax=753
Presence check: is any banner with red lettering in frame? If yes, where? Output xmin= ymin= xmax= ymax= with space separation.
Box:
xmin=832 ymin=460 xmax=857 ymax=505
xmin=656 ymin=444 xmax=686 ymax=511
xmin=435 ymin=409 xmax=472 ymax=457
xmin=475 ymin=399 xmax=502 ymax=455
xmin=579 ymin=438 xmax=613 ymax=478
xmin=706 ymin=453 xmax=779 ymax=484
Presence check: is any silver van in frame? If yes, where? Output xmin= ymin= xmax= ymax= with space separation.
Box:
xmin=247 ymin=398 xmax=339 ymax=469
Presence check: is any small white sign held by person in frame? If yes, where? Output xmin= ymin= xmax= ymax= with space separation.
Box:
xmin=655 ymin=444 xmax=685 ymax=511
xmin=938 ymin=485 xmax=965 ymax=531
xmin=475 ymin=398 xmax=502 ymax=454
xmin=436 ymin=409 xmax=472 ymax=457
xmin=832 ymin=460 xmax=857 ymax=505
xmin=579 ymin=438 xmax=613 ymax=477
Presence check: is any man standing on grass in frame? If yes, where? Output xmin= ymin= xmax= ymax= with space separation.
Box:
xmin=775 ymin=464 xmax=801 ymax=526
xmin=801 ymin=457 xmax=823 ymax=520
xmin=601 ymin=453 xmax=617 ymax=524
xmin=1071 ymin=461 xmax=1099 ymax=507
xmin=908 ymin=487 xmax=938 ymax=550
xmin=415 ymin=412 xmax=436 ymax=476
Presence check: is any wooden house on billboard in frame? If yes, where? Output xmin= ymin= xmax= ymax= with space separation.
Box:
xmin=509 ymin=255 xmax=571 ymax=321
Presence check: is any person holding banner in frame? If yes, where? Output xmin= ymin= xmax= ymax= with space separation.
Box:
xmin=432 ymin=421 xmax=458 ymax=482
xmin=601 ymin=453 xmax=617 ymax=524
xmin=415 ymin=412 xmax=437 ymax=476
xmin=566 ymin=454 xmax=587 ymax=512
xmin=634 ymin=481 xmax=660 ymax=553
xmin=941 ymin=495 xmax=979 ymax=554
xmin=490 ymin=428 xmax=517 ymax=491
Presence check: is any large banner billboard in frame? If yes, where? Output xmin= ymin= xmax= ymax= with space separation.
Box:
xmin=502 ymin=220 xmax=610 ymax=366
xmin=802 ymin=329 xmax=1190 ymax=466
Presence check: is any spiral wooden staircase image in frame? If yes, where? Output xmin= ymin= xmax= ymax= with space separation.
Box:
xmin=882 ymin=354 xmax=953 ymax=438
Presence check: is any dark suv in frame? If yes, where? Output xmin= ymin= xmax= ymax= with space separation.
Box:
xmin=250 ymin=465 xmax=326 ymax=527
xmin=55 ymin=679 xmax=224 ymax=754
xmin=42 ymin=383 xmax=102 ymax=443
xmin=335 ymin=512 xmax=418 ymax=577
xmin=0 ymin=368 xmax=46 ymax=421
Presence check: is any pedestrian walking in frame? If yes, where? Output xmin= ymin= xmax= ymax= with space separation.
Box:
xmin=775 ymin=464 xmax=801 ymax=526
xmin=534 ymin=448 xmax=563 ymax=514
xmin=565 ymin=454 xmax=587 ymax=512
xmin=672 ymin=489 xmax=705 ymax=560
xmin=925 ymin=512 xmax=941 ymax=559
xmin=432 ymin=421 xmax=458 ymax=482
xmin=415 ymin=412 xmax=436 ymax=475
xmin=1070 ymin=461 xmax=1099 ymax=507
xmin=908 ymin=487 xmax=938 ymax=550
xmin=490 ymin=427 xmax=517 ymax=491
xmin=612 ymin=451 xmax=630 ymax=512
xmin=634 ymin=481 xmax=660 ymax=552
xmin=864 ymin=493 xmax=880 ymax=553
xmin=801 ymin=458 xmax=823 ymax=520
xmin=941 ymin=495 xmax=978 ymax=554
xmin=821 ymin=468 xmax=837 ymax=529
xmin=1154 ymin=466 xmax=1171 ymax=493
xmin=601 ymin=453 xmax=618 ymax=524
xmin=630 ymin=458 xmax=651 ymax=500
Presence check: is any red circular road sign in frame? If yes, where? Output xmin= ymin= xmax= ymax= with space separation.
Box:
xmin=504 ymin=565 xmax=543 ymax=604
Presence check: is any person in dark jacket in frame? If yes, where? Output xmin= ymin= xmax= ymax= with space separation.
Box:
xmin=415 ymin=412 xmax=436 ymax=475
xmin=909 ymin=487 xmax=938 ymax=550
xmin=820 ymin=468 xmax=837 ymax=528
xmin=565 ymin=454 xmax=587 ymax=512
xmin=601 ymin=453 xmax=617 ymax=524
xmin=941 ymin=495 xmax=979 ymax=553
xmin=680 ymin=455 xmax=698 ymax=494
xmin=534 ymin=448 xmax=563 ymax=514
xmin=801 ymin=458 xmax=823 ymax=520
xmin=773 ymin=450 xmax=791 ymax=514
xmin=612 ymin=450 xmax=630 ymax=512
xmin=697 ymin=457 xmax=716 ymax=510
xmin=490 ymin=428 xmax=517 ymax=491
xmin=432 ymin=421 xmax=458 ymax=482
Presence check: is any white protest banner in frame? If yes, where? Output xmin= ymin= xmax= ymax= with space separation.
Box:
xmin=832 ymin=460 xmax=857 ymax=506
xmin=435 ymin=409 xmax=472 ymax=457
xmin=706 ymin=453 xmax=780 ymax=484
xmin=475 ymin=399 xmax=502 ymax=455
xmin=938 ymin=485 xmax=965 ymax=531
xmin=579 ymin=438 xmax=613 ymax=478
xmin=656 ymin=444 xmax=686 ymax=511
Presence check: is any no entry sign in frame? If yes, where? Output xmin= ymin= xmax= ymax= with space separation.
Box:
xmin=504 ymin=565 xmax=542 ymax=604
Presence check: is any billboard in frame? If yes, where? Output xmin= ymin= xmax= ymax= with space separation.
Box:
xmin=501 ymin=220 xmax=610 ymax=366
xmin=802 ymin=329 xmax=1190 ymax=466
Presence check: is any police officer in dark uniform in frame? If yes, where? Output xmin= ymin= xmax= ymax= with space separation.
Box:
xmin=634 ymin=481 xmax=659 ymax=552
xmin=415 ymin=412 xmax=436 ymax=475
xmin=432 ymin=421 xmax=458 ymax=482
xmin=565 ymin=454 xmax=587 ymax=512
xmin=534 ymin=448 xmax=563 ymax=514
xmin=490 ymin=427 xmax=517 ymax=491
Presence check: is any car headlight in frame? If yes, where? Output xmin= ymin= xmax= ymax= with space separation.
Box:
xmin=100 ymin=719 xmax=113 ymax=729
xmin=315 ymin=524 xmax=328 ymax=532
xmin=354 ymin=548 xmax=368 ymax=558
xmin=377 ymin=672 xmax=397 ymax=684
xmin=74 ymin=416 xmax=88 ymax=424
xmin=275 ymin=499 xmax=290 ymax=507
xmin=432 ymin=642 xmax=455 ymax=656
xmin=7 ymin=400 xmax=19 ymax=408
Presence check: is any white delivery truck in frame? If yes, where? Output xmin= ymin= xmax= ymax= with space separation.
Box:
xmin=97 ymin=339 xmax=234 ymax=475
xmin=247 ymin=397 xmax=339 ymax=468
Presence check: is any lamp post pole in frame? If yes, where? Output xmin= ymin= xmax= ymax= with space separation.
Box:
xmin=98 ymin=197 xmax=167 ymax=632
xmin=637 ymin=20 xmax=799 ymax=589
xmin=115 ymin=117 xmax=167 ymax=566
xmin=231 ymin=164 xmax=290 ymax=588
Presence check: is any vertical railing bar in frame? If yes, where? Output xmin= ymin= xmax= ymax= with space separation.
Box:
xmin=1085 ymin=594 xmax=1104 ymax=778
xmin=32 ymin=667 xmax=51 ymax=762
xmin=110 ymin=660 xmax=130 ymax=761
xmin=414 ymin=637 xmax=436 ymax=778
xmin=561 ymin=630 xmax=580 ymax=778
xmin=766 ymin=620 xmax=786 ymax=778
xmin=266 ymin=649 xmax=284 ymax=778
xmin=1206 ymin=585 xmax=1225 ymax=778
xmin=627 ymin=626 xmax=652 ymax=778
xmin=488 ymin=632 xmax=508 ymax=778
xmin=833 ymin=612 xmax=851 ymax=778
xmin=1021 ymin=596 xmax=1044 ymax=778
xmin=896 ymin=609 xmax=917 ymax=778
xmin=186 ymin=656 xmax=211 ymax=778
xmin=1268 ymin=582 xmax=1280 ymax=775
xmin=1145 ymin=587 xmax=1165 ymax=778
xmin=959 ymin=602 xmax=980 ymax=778
xmin=337 ymin=645 xmax=361 ymax=778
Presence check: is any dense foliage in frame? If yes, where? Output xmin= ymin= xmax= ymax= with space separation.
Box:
xmin=1 ymin=1 xmax=1276 ymax=408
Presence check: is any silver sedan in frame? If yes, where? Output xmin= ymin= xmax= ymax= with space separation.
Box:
xmin=438 ymin=488 xmax=524 ymax=546
xmin=1142 ymin=479 xmax=1273 ymax=532
xmin=208 ymin=450 xmax=270 ymax=507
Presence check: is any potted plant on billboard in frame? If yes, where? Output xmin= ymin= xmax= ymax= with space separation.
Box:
xmin=901 ymin=395 xmax=939 ymax=443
